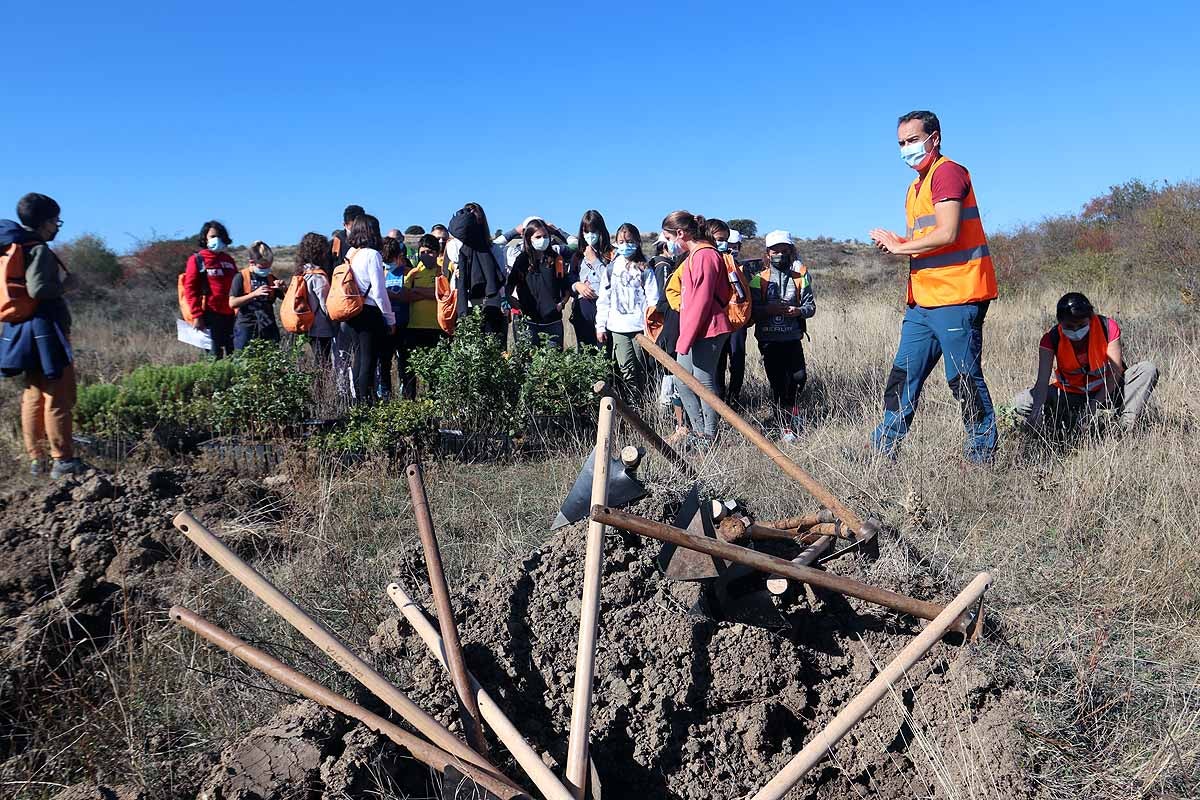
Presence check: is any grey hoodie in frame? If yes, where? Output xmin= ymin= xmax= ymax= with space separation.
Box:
xmin=752 ymin=261 xmax=815 ymax=343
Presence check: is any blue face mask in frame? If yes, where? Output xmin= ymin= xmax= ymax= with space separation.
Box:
xmin=616 ymin=242 xmax=637 ymax=259
xmin=253 ymin=266 xmax=271 ymax=276
xmin=667 ymin=239 xmax=684 ymax=256
xmin=716 ymin=241 xmax=729 ymax=252
xmin=584 ymin=232 xmax=601 ymax=247
xmin=900 ymin=133 xmax=934 ymax=168
xmin=207 ymin=237 xmax=225 ymax=251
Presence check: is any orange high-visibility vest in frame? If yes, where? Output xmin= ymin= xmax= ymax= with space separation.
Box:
xmin=905 ymin=156 xmax=997 ymax=308
xmin=1052 ymin=314 xmax=1111 ymax=394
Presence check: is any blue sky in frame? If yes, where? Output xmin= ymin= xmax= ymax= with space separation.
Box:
xmin=4 ymin=1 xmax=1198 ymax=252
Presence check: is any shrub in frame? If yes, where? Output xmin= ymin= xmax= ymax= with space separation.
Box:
xmin=57 ymin=234 xmax=123 ymax=295
xmin=728 ymin=219 xmax=758 ymax=238
xmin=411 ymin=310 xmax=610 ymax=434
xmin=319 ymin=399 xmax=438 ymax=456
xmin=74 ymin=359 xmax=237 ymax=440
xmin=212 ymin=340 xmax=313 ymax=436
xmin=126 ymin=236 xmax=202 ymax=290
xmin=518 ymin=341 xmax=609 ymax=419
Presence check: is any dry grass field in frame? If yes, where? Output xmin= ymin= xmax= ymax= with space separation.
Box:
xmin=1 ymin=190 xmax=1198 ymax=797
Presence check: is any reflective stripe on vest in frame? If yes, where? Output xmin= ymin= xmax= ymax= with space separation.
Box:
xmin=904 ymin=157 xmax=998 ymax=308
xmin=906 ymin=206 xmax=981 ymax=238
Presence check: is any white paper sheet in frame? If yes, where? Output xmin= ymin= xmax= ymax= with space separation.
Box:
xmin=176 ymin=318 xmax=212 ymax=350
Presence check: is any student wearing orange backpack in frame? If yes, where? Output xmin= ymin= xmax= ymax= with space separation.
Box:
xmin=229 ymin=241 xmax=285 ymax=351
xmin=340 ymin=214 xmax=396 ymax=403
xmin=181 ymin=220 xmax=238 ymax=358
xmin=662 ymin=210 xmax=735 ymax=444
xmin=751 ymin=230 xmax=816 ymax=441
xmin=505 ymin=218 xmax=571 ymax=350
xmin=293 ymin=233 xmax=335 ymax=364
xmin=0 ymin=193 xmax=88 ymax=478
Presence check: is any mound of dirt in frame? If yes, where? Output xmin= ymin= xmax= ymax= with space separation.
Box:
xmin=354 ymin=492 xmax=1035 ymax=800
xmin=0 ymin=466 xmax=283 ymax=765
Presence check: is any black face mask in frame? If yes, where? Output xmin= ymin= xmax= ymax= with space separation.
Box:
xmin=769 ymin=254 xmax=787 ymax=269
xmin=419 ymin=253 xmax=437 ymax=269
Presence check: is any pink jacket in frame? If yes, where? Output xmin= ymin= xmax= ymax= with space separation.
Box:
xmin=676 ymin=245 xmax=734 ymax=355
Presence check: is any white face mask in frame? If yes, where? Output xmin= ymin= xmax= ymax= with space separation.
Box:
xmin=583 ymin=232 xmax=601 ymax=247
xmin=1063 ymin=323 xmax=1090 ymax=341
xmin=531 ymin=236 xmax=550 ymax=252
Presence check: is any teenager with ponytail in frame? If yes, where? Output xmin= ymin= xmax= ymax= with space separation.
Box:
xmin=661 ymin=210 xmax=733 ymax=443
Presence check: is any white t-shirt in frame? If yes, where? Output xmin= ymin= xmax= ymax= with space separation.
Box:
xmin=349 ymin=248 xmax=395 ymax=326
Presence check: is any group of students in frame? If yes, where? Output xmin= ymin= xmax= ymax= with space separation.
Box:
xmin=0 ymin=110 xmax=1165 ymax=479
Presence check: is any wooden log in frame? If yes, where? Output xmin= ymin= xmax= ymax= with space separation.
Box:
xmin=387 ymin=584 xmax=575 ymax=800
xmin=169 ymin=606 xmax=526 ymax=800
xmin=172 ymin=511 xmax=494 ymax=774
xmin=635 ymin=334 xmax=866 ymax=535
xmin=406 ymin=460 xmax=488 ymax=756
xmin=747 ymin=573 xmax=994 ymax=800
xmin=591 ymin=505 xmax=973 ymax=634
xmin=565 ymin=397 xmax=615 ymax=798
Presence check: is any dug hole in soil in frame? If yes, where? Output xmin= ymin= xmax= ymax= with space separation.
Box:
xmin=2 ymin=467 xmax=1036 ymax=799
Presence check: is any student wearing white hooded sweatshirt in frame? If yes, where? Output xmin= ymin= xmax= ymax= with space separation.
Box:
xmin=596 ymin=222 xmax=659 ymax=395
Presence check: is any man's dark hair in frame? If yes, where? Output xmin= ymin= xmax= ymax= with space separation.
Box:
xmin=430 ymin=224 xmax=448 ymax=235
xmin=418 ymin=233 xmax=440 ymax=252
xmin=404 ymin=224 xmax=425 ymax=236
xmin=198 ymin=220 xmax=231 ymax=247
xmin=898 ymin=110 xmax=941 ymax=137
xmin=17 ymin=193 xmax=61 ymax=229
xmin=1056 ymin=292 xmax=1095 ymax=321
xmin=343 ymin=204 xmax=365 ymax=225
xmin=348 ymin=214 xmax=383 ymax=250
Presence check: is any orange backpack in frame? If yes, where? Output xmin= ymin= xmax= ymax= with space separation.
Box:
xmin=327 ymin=248 xmax=365 ymax=322
xmin=280 ymin=271 xmax=317 ymax=333
xmin=435 ymin=273 xmax=457 ymax=335
xmin=177 ymin=251 xmax=209 ymax=323
xmin=720 ymin=251 xmax=753 ymax=330
xmin=0 ymin=241 xmax=39 ymax=323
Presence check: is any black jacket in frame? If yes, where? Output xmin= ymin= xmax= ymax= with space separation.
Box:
xmin=506 ymin=251 xmax=568 ymax=323
xmin=449 ymin=207 xmax=505 ymax=313
xmin=652 ymin=254 xmax=681 ymax=355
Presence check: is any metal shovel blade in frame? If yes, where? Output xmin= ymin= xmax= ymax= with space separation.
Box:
xmin=657 ymin=485 xmax=723 ymax=581
xmin=552 ymin=447 xmax=648 ymax=530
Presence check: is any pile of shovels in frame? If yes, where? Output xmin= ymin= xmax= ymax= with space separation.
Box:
xmin=167 ymin=333 xmax=993 ymax=800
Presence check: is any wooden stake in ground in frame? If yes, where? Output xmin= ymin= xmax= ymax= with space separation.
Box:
xmin=172 ymin=511 xmax=495 ymax=774
xmin=169 ymin=606 xmax=527 ymax=800
xmin=747 ymin=572 xmax=993 ymax=800
xmin=405 ymin=460 xmax=488 ymax=756
xmin=593 ymin=381 xmax=700 ymax=481
xmin=387 ymin=583 xmax=576 ymax=800
xmin=635 ymin=334 xmax=867 ymax=535
xmin=565 ymin=396 xmax=615 ymax=798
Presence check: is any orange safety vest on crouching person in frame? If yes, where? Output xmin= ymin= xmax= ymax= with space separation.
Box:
xmin=905 ymin=156 xmax=998 ymax=308
xmin=1052 ymin=314 xmax=1111 ymax=395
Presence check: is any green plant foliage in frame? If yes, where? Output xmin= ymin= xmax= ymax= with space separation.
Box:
xmin=212 ymin=339 xmax=313 ymax=435
xmin=74 ymin=359 xmax=236 ymax=439
xmin=319 ymin=399 xmax=438 ymax=456
xmin=410 ymin=309 xmax=608 ymax=433
xmin=728 ymin=219 xmax=758 ymax=238
xmin=518 ymin=341 xmax=610 ymax=419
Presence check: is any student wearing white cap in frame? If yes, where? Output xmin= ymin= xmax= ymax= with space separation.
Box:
xmin=751 ymin=230 xmax=815 ymax=440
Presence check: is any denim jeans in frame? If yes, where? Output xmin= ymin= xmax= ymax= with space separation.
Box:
xmin=871 ymin=302 xmax=996 ymax=463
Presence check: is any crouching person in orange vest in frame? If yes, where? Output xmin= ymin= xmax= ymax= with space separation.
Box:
xmin=869 ymin=110 xmax=998 ymax=464
xmin=1013 ymin=292 xmax=1158 ymax=433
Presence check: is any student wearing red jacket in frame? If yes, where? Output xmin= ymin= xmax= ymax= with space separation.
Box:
xmin=181 ymin=220 xmax=238 ymax=358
